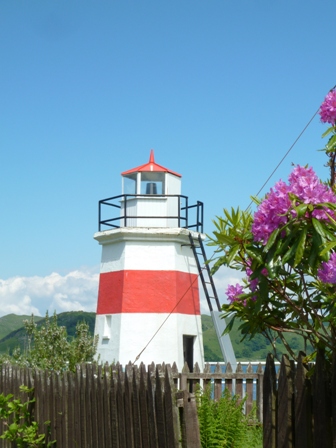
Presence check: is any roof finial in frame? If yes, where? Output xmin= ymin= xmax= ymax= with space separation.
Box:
xmin=149 ymin=149 xmax=155 ymax=163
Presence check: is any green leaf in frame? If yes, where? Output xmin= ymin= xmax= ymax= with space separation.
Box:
xmin=312 ymin=217 xmax=327 ymax=238
xmin=326 ymin=133 xmax=336 ymax=150
xmin=226 ymin=244 xmax=241 ymax=266
xmin=8 ymin=422 xmax=18 ymax=433
xmin=320 ymin=241 xmax=336 ymax=257
xmin=245 ymin=248 xmax=263 ymax=264
xmin=222 ymin=316 xmax=235 ymax=334
xmin=294 ymin=227 xmax=307 ymax=267
xmin=322 ymin=126 xmax=335 ymax=138
xmin=308 ymin=238 xmax=319 ymax=269
xmin=274 ymin=231 xmax=296 ymax=258
xmin=282 ymin=239 xmax=299 ymax=265
xmin=264 ymin=228 xmax=280 ymax=252
xmin=294 ymin=203 xmax=308 ymax=218
xmin=258 ymin=276 xmax=268 ymax=302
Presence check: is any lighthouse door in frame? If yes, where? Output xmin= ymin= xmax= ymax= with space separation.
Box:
xmin=183 ymin=335 xmax=195 ymax=372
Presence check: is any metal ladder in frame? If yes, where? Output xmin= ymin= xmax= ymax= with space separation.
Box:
xmin=188 ymin=233 xmax=237 ymax=370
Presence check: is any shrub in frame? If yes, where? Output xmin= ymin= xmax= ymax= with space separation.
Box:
xmin=0 ymin=385 xmax=55 ymax=447
xmin=196 ymin=386 xmax=262 ymax=448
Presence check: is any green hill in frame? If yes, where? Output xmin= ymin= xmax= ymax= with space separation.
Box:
xmin=0 ymin=314 xmax=43 ymax=340
xmin=0 ymin=312 xmax=95 ymax=355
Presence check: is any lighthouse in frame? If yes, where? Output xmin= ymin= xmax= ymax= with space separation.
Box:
xmin=94 ymin=150 xmax=205 ymax=370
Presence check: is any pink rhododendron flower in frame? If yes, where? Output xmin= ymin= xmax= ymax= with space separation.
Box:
xmin=226 ymin=284 xmax=244 ymax=303
xmin=288 ymin=165 xmax=336 ymax=206
xmin=319 ymin=90 xmax=336 ymax=125
xmin=252 ymin=166 xmax=336 ymax=244
xmin=317 ymin=252 xmax=336 ymax=284
xmin=252 ymin=180 xmax=291 ymax=244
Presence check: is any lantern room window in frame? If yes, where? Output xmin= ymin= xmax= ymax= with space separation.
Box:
xmin=123 ymin=174 xmax=137 ymax=195
xmin=123 ymin=171 xmax=165 ymax=195
xmin=140 ymin=172 xmax=165 ymax=195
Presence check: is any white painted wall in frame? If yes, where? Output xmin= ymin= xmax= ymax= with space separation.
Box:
xmin=95 ymin=313 xmax=204 ymax=370
xmin=95 ymin=228 xmax=200 ymax=273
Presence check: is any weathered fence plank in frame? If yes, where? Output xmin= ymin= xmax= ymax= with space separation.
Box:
xmin=294 ymin=352 xmax=312 ymax=448
xmin=124 ymin=362 xmax=134 ymax=448
xmin=332 ymin=352 xmax=336 ymax=448
xmin=277 ymin=355 xmax=294 ymax=448
xmin=246 ymin=363 xmax=254 ymax=416
xmin=312 ymin=349 xmax=332 ymax=448
xmin=155 ymin=364 xmax=166 ymax=448
xmin=117 ymin=363 xmax=127 ymax=448
xmin=256 ymin=362 xmax=264 ymax=422
xmin=139 ymin=363 xmax=150 ymax=448
xmin=164 ymin=364 xmax=180 ymax=448
xmin=110 ymin=364 xmax=119 ymax=448
xmin=263 ymin=353 xmax=277 ymax=448
xmin=176 ymin=389 xmax=201 ymax=448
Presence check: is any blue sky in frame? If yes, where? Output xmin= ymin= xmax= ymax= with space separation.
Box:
xmin=1 ymin=0 xmax=335 ymax=316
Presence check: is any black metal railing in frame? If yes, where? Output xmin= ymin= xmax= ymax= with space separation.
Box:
xmin=98 ymin=194 xmax=203 ymax=232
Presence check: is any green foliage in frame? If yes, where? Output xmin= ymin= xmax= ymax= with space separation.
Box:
xmin=0 ymin=385 xmax=55 ymax=447
xmin=0 ymin=311 xmax=98 ymax=372
xmin=196 ymin=386 xmax=262 ymax=448
xmin=209 ymin=200 xmax=336 ymax=362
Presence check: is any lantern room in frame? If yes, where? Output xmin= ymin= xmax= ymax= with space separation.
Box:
xmin=122 ymin=149 xmax=181 ymax=196
xmin=98 ymin=150 xmax=204 ymax=231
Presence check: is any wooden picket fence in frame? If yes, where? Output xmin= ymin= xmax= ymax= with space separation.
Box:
xmin=0 ymin=361 xmax=264 ymax=448
xmin=263 ymin=350 xmax=336 ymax=448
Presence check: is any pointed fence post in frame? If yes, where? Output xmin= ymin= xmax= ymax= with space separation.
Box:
xmin=277 ymin=355 xmax=294 ymax=448
xmin=225 ymin=362 xmax=233 ymax=395
xmin=246 ymin=363 xmax=254 ymax=416
xmin=235 ymin=362 xmax=243 ymax=400
xmin=202 ymin=363 xmax=211 ymax=391
xmin=180 ymin=362 xmax=190 ymax=392
xmin=213 ymin=363 xmax=223 ymax=401
xmin=312 ymin=349 xmax=332 ymax=448
xmin=263 ymin=353 xmax=277 ymax=448
xmin=256 ymin=362 xmax=264 ymax=422
xmin=294 ymin=352 xmax=312 ymax=448
xmin=332 ymin=352 xmax=336 ymax=448
xmin=176 ymin=390 xmax=201 ymax=448
xmin=164 ymin=364 xmax=180 ymax=448
xmin=155 ymin=364 xmax=167 ymax=448
xmin=147 ymin=362 xmax=159 ymax=448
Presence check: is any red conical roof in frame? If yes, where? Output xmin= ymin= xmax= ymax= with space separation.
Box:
xmin=121 ymin=150 xmax=181 ymax=177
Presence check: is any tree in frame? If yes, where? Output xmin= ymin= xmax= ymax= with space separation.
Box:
xmin=4 ymin=311 xmax=98 ymax=371
xmin=209 ymin=88 xmax=336 ymax=362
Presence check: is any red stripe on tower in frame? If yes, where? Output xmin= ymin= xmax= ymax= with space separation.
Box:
xmin=96 ymin=270 xmax=200 ymax=314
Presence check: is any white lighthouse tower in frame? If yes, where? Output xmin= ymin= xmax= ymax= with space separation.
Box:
xmin=94 ymin=150 xmax=205 ymax=370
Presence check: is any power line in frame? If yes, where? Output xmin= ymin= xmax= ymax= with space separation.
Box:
xmin=246 ymin=84 xmax=336 ymax=211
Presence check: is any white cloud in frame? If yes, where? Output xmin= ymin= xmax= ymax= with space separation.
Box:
xmin=0 ymin=267 xmax=99 ymax=317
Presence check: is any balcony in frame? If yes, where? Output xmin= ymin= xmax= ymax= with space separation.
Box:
xmin=98 ymin=194 xmax=203 ymax=232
